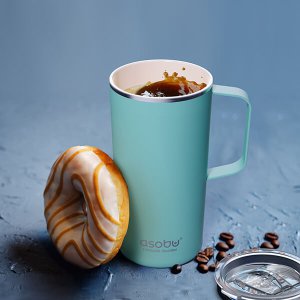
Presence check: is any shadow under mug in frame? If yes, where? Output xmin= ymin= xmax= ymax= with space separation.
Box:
xmin=109 ymin=59 xmax=251 ymax=268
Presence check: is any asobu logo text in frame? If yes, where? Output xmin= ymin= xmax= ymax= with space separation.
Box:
xmin=140 ymin=239 xmax=181 ymax=249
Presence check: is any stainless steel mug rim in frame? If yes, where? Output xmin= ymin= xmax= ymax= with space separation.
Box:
xmin=109 ymin=59 xmax=214 ymax=103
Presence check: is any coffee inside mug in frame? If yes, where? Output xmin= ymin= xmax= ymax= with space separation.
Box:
xmin=128 ymin=71 xmax=208 ymax=97
xmin=109 ymin=60 xmax=213 ymax=102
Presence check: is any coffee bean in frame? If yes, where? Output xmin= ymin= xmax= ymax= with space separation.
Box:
xmin=197 ymin=264 xmax=209 ymax=273
xmin=264 ymin=232 xmax=279 ymax=242
xmin=170 ymin=264 xmax=182 ymax=274
xmin=208 ymin=263 xmax=218 ymax=272
xmin=219 ymin=232 xmax=234 ymax=241
xmin=197 ymin=250 xmax=206 ymax=256
xmin=216 ymin=242 xmax=229 ymax=252
xmin=271 ymin=239 xmax=280 ymax=249
xmin=216 ymin=251 xmax=227 ymax=261
xmin=226 ymin=239 xmax=235 ymax=249
xmin=203 ymin=247 xmax=214 ymax=259
xmin=260 ymin=241 xmax=274 ymax=249
xmin=195 ymin=254 xmax=209 ymax=264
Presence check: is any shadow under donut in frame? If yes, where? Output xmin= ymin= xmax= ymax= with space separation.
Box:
xmin=3 ymin=231 xmax=116 ymax=300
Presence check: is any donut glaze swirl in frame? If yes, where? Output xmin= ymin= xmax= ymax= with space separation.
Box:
xmin=44 ymin=146 xmax=129 ymax=268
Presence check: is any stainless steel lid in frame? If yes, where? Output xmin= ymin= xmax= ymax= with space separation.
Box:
xmin=215 ymin=249 xmax=300 ymax=300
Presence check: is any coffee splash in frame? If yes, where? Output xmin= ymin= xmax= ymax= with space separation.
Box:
xmin=126 ymin=72 xmax=207 ymax=97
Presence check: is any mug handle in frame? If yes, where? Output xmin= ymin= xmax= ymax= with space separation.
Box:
xmin=207 ymin=84 xmax=252 ymax=180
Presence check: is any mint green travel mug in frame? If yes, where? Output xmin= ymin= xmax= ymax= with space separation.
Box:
xmin=109 ymin=60 xmax=251 ymax=267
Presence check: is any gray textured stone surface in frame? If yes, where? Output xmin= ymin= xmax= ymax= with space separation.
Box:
xmin=1 ymin=1 xmax=300 ymax=299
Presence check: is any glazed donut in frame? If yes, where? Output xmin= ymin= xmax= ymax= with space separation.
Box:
xmin=43 ymin=146 xmax=129 ymax=268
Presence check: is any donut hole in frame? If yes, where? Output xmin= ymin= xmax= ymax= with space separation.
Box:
xmin=72 ymin=178 xmax=88 ymax=218
xmin=81 ymin=200 xmax=87 ymax=216
xmin=76 ymin=191 xmax=88 ymax=218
